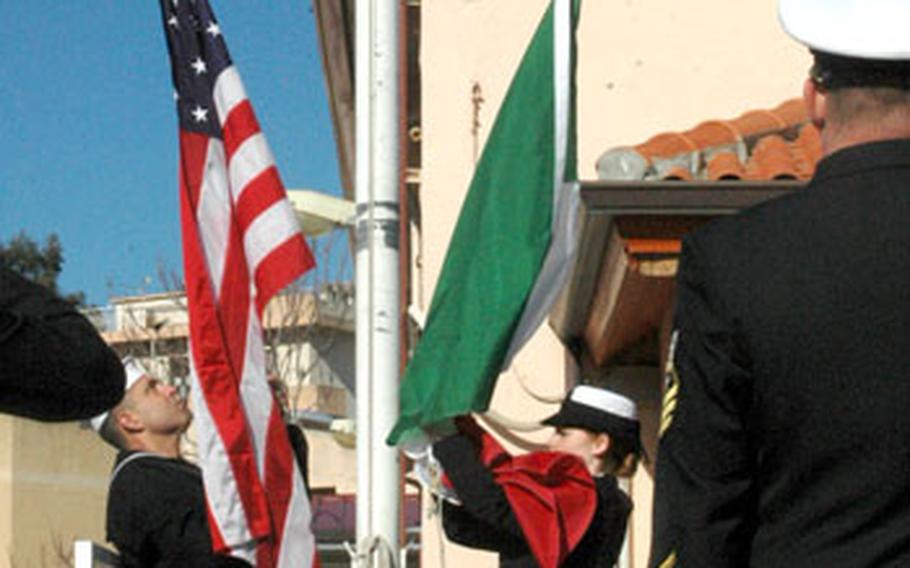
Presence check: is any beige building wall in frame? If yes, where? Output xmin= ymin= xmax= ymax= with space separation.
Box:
xmin=419 ymin=1 xmax=810 ymax=566
xmin=1 ymin=417 xmax=114 ymax=567
xmin=0 ymin=419 xmax=11 ymax=566
xmin=307 ymin=430 xmax=357 ymax=494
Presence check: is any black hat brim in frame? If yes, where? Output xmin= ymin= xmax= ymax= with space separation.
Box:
xmin=542 ymin=400 xmax=640 ymax=443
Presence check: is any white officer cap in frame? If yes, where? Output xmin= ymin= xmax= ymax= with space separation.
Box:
xmin=89 ymin=356 xmax=148 ymax=432
xmin=779 ymin=0 xmax=910 ymax=60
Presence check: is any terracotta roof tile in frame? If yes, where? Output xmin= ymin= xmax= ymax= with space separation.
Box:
xmin=685 ymin=120 xmax=742 ymax=149
xmin=637 ymin=132 xmax=699 ymax=159
xmin=706 ymin=151 xmax=745 ymax=181
xmin=661 ymin=166 xmax=694 ymax=181
xmin=596 ymin=98 xmax=822 ymax=183
xmin=768 ymin=99 xmax=808 ymax=125
xmin=746 ymin=134 xmax=801 ymax=180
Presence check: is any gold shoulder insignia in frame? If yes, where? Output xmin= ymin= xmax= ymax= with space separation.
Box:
xmin=660 ymin=330 xmax=680 ymax=437
xmin=658 ymin=551 xmax=678 ymax=568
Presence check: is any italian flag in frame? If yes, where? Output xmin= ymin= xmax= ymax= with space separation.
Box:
xmin=388 ymin=0 xmax=581 ymax=446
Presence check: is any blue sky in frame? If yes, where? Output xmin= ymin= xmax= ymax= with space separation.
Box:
xmin=0 ymin=2 xmax=341 ymax=305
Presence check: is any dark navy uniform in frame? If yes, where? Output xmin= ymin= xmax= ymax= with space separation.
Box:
xmin=436 ymin=432 xmax=632 ymax=567
xmin=286 ymin=422 xmax=310 ymax=490
xmin=651 ymin=140 xmax=910 ymax=567
xmin=0 ymin=267 xmax=124 ymax=421
xmin=106 ymin=451 xmax=251 ymax=567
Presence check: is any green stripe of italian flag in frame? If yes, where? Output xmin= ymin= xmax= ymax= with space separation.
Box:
xmin=388 ymin=0 xmax=581 ymax=446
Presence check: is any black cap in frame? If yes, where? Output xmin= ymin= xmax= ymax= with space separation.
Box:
xmin=542 ymin=385 xmax=640 ymax=448
xmin=811 ymin=50 xmax=910 ymax=91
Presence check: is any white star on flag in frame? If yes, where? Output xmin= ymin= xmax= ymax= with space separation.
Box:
xmin=191 ymin=105 xmax=209 ymax=123
xmin=206 ymin=22 xmax=221 ymax=38
xmin=190 ymin=57 xmax=207 ymax=75
xmin=168 ymin=15 xmax=179 ymax=28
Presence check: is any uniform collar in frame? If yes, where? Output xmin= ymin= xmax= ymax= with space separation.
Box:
xmin=114 ymin=448 xmax=188 ymax=466
xmin=594 ymin=474 xmax=618 ymax=490
xmin=812 ymin=138 xmax=910 ymax=185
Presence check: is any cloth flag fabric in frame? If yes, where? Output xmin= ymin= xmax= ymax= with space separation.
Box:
xmin=159 ymin=1 xmax=317 ymax=566
xmin=446 ymin=418 xmax=597 ymax=568
xmin=388 ymin=0 xmax=581 ymax=445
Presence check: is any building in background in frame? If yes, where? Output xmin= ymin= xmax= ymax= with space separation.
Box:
xmin=95 ymin=286 xmax=355 ymax=419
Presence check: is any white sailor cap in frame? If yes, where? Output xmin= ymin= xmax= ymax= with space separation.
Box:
xmin=779 ymin=0 xmax=910 ymax=60
xmin=89 ymin=356 xmax=148 ymax=432
xmin=542 ymin=385 xmax=640 ymax=446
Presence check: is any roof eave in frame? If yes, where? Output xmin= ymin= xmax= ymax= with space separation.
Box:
xmin=550 ymin=180 xmax=803 ymax=369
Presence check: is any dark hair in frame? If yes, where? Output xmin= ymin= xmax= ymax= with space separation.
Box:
xmin=98 ymin=412 xmax=128 ymax=450
xmin=603 ymin=430 xmax=641 ymax=478
xmin=823 ymin=87 xmax=910 ymax=130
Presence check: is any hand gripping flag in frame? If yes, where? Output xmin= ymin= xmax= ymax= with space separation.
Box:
xmin=388 ymin=0 xmax=581 ymax=445
xmin=159 ymin=1 xmax=318 ymax=566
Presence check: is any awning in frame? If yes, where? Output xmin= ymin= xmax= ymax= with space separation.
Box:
xmin=550 ymin=180 xmax=800 ymax=370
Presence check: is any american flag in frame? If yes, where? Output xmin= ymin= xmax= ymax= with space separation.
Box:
xmin=159 ymin=1 xmax=318 ymax=566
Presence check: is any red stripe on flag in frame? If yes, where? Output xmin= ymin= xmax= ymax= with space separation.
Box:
xmin=217 ymin=214 xmax=254 ymax=384
xmin=178 ymin=131 xmax=273 ymax=544
xmin=254 ymin=233 xmax=316 ymax=316
xmin=222 ymin=99 xmax=261 ymax=160
xmin=264 ymin=405 xmax=296 ymax=562
xmin=234 ymin=166 xmax=285 ymax=233
xmin=206 ymin=502 xmax=229 ymax=554
xmin=178 ymin=130 xmax=208 ymax=212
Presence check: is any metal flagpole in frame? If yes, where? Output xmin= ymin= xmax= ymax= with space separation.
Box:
xmin=355 ymin=0 xmax=401 ymax=566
